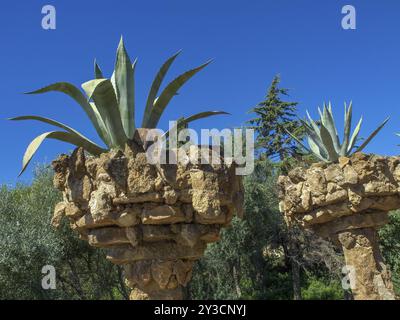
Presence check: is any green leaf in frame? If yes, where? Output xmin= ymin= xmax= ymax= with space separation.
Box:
xmin=300 ymin=119 xmax=327 ymax=156
xmin=162 ymin=111 xmax=229 ymax=139
xmin=114 ymin=37 xmax=136 ymax=139
xmin=181 ymin=110 xmax=229 ymax=124
xmin=320 ymin=123 xmax=339 ymax=162
xmin=306 ymin=110 xmax=320 ymax=136
xmin=354 ymin=117 xmax=389 ymax=153
xmin=144 ymin=60 xmax=212 ymax=128
xmin=25 ymin=82 xmax=110 ymax=146
xmin=94 ymin=59 xmax=104 ymax=79
xmin=142 ymin=50 xmax=182 ymax=127
xmin=340 ymin=101 xmax=352 ymax=156
xmin=324 ymin=103 xmax=340 ymax=153
xmin=346 ymin=117 xmax=362 ymax=155
xmin=82 ymin=79 xmax=127 ymax=148
xmin=318 ymin=106 xmax=323 ymax=119
xmin=19 ymin=131 xmax=105 ymax=176
xmin=307 ymin=136 xmax=328 ymax=162
xmin=285 ymin=129 xmax=311 ymax=154
xmin=9 ymin=115 xmax=105 ymax=150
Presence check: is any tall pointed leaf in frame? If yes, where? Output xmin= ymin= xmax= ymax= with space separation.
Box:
xmin=340 ymin=102 xmax=353 ymax=156
xmin=82 ymin=79 xmax=127 ymax=148
xmin=19 ymin=131 xmax=105 ymax=176
xmin=94 ymin=59 xmax=104 ymax=79
xmin=142 ymin=50 xmax=182 ymax=127
xmin=9 ymin=115 xmax=105 ymax=150
xmin=144 ymin=60 xmax=212 ymax=128
xmin=354 ymin=117 xmax=389 ymax=153
xmin=25 ymin=82 xmax=110 ymax=146
xmin=320 ymin=123 xmax=339 ymax=162
xmin=114 ymin=37 xmax=135 ymax=139
xmin=307 ymin=136 xmax=327 ymax=162
xmin=306 ymin=110 xmax=320 ymax=136
xmin=324 ymin=103 xmax=340 ymax=153
xmin=162 ymin=111 xmax=229 ymax=139
xmin=285 ymin=129 xmax=311 ymax=154
xmin=346 ymin=117 xmax=362 ymax=154
xmin=300 ymin=119 xmax=327 ymax=155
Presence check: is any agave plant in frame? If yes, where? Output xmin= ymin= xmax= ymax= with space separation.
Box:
xmin=11 ymin=37 xmax=227 ymax=175
xmin=288 ymin=102 xmax=389 ymax=163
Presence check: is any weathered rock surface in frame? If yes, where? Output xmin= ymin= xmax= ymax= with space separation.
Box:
xmin=52 ymin=134 xmax=244 ymax=300
xmin=278 ymin=153 xmax=397 ymax=300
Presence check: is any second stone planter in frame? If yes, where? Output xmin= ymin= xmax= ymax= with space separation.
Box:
xmin=278 ymin=153 xmax=398 ymax=300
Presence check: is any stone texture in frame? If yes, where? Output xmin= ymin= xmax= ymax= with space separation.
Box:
xmin=278 ymin=153 xmax=397 ymax=300
xmin=337 ymin=228 xmax=395 ymax=300
xmin=51 ymin=136 xmax=244 ymax=300
xmin=142 ymin=205 xmax=185 ymax=224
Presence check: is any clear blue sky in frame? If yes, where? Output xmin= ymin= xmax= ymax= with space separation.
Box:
xmin=1 ymin=0 xmax=400 ymax=184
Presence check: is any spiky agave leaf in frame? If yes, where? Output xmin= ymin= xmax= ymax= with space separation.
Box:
xmin=82 ymin=78 xmax=127 ymax=148
xmin=354 ymin=117 xmax=390 ymax=153
xmin=347 ymin=117 xmax=362 ymax=154
xmin=19 ymin=131 xmax=106 ymax=176
xmin=94 ymin=59 xmax=104 ymax=79
xmin=339 ymin=102 xmax=352 ymax=156
xmin=307 ymin=136 xmax=327 ymax=162
xmin=323 ymin=102 xmax=340 ymax=153
xmin=114 ymin=37 xmax=136 ymax=139
xmin=285 ymin=128 xmax=311 ymax=154
xmin=26 ymin=82 xmax=110 ymax=146
xmin=320 ymin=123 xmax=339 ymax=162
xmin=161 ymin=111 xmax=230 ymax=140
xmin=9 ymin=115 xmax=105 ymax=150
xmin=144 ymin=60 xmax=212 ymax=128
xmin=290 ymin=102 xmax=388 ymax=163
xmin=300 ymin=119 xmax=328 ymax=156
xmin=142 ymin=50 xmax=182 ymax=128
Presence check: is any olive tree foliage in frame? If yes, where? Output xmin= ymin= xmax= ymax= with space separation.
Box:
xmin=189 ymin=159 xmax=344 ymax=300
xmin=0 ymin=166 xmax=128 ymax=300
xmin=189 ymin=160 xmax=288 ymax=299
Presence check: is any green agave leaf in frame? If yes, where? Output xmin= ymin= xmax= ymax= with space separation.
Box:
xmin=346 ymin=117 xmax=362 ymax=155
xmin=354 ymin=117 xmax=390 ymax=153
xmin=320 ymin=123 xmax=339 ymax=162
xmin=340 ymin=101 xmax=353 ymax=156
xmin=162 ymin=111 xmax=229 ymax=139
xmin=142 ymin=50 xmax=182 ymax=127
xmin=82 ymin=79 xmax=127 ymax=148
xmin=19 ymin=131 xmax=105 ymax=176
xmin=324 ymin=103 xmax=340 ymax=153
xmin=306 ymin=110 xmax=320 ymax=135
xmin=307 ymin=136 xmax=328 ymax=162
xmin=144 ymin=60 xmax=212 ymax=128
xmin=25 ymin=82 xmax=110 ymax=146
xmin=114 ymin=37 xmax=136 ymax=139
xmin=9 ymin=115 xmax=105 ymax=150
xmin=94 ymin=59 xmax=104 ymax=79
xmin=181 ymin=110 xmax=229 ymax=124
xmin=285 ymin=129 xmax=311 ymax=154
xmin=318 ymin=106 xmax=323 ymax=119
xmin=300 ymin=119 xmax=328 ymax=156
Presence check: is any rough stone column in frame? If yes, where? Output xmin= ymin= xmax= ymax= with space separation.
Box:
xmin=337 ymin=227 xmax=395 ymax=300
xmin=278 ymin=153 xmax=399 ymax=300
xmin=124 ymin=259 xmax=194 ymax=300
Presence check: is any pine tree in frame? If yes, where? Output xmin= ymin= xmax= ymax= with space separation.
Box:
xmin=249 ymin=75 xmax=305 ymax=299
xmin=249 ymin=75 xmax=304 ymax=173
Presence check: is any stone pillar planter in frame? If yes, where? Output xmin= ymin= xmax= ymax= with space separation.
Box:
xmin=51 ymin=132 xmax=244 ymax=300
xmin=278 ymin=153 xmax=397 ymax=300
